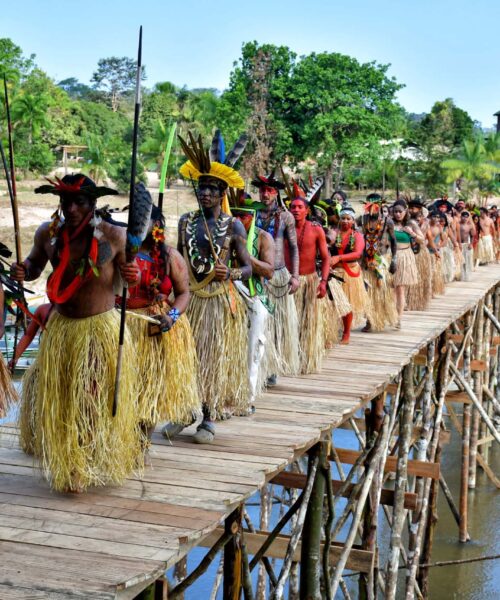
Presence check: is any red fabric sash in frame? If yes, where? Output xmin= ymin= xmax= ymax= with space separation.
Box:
xmin=47 ymin=214 xmax=98 ymax=304
xmin=337 ymin=232 xmax=361 ymax=278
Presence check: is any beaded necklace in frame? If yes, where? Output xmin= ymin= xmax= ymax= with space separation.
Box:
xmin=185 ymin=210 xmax=231 ymax=275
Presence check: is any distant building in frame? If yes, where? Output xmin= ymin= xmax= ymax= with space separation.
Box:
xmin=494 ymin=111 xmax=500 ymax=133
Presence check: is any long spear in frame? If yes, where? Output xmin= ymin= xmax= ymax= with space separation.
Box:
xmin=3 ymin=77 xmax=26 ymax=355
xmin=157 ymin=122 xmax=177 ymax=213
xmin=3 ymin=77 xmax=22 ymax=264
xmin=113 ymin=26 xmax=143 ymax=417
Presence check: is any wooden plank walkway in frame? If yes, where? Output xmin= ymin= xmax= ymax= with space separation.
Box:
xmin=0 ymin=264 xmax=499 ymax=599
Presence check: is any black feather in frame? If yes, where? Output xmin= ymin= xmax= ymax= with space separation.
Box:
xmin=225 ymin=133 xmax=248 ymax=167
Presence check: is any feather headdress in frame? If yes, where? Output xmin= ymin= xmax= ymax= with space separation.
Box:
xmin=35 ymin=174 xmax=118 ymax=199
xmin=179 ymin=130 xmax=247 ymax=189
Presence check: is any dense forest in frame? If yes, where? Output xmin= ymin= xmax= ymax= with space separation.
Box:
xmin=1 ymin=37 xmax=499 ymax=199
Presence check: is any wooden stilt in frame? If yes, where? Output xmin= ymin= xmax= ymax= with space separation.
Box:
xmin=405 ymin=333 xmax=450 ymax=599
xmin=469 ymin=300 xmax=484 ymax=488
xmin=418 ymin=445 xmax=441 ymax=597
xmin=385 ymin=362 xmax=416 ymax=600
xmin=459 ymin=403 xmax=471 ymax=543
xmin=299 ymin=441 xmax=328 ymax=600
xmin=257 ymin=484 xmax=270 ymax=600
xmin=173 ymin=558 xmax=187 ymax=600
xmin=223 ymin=507 xmax=242 ymax=600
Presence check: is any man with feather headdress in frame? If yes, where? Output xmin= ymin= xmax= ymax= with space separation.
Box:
xmin=10 ymin=174 xmax=144 ymax=492
xmin=163 ymin=131 xmax=252 ymax=444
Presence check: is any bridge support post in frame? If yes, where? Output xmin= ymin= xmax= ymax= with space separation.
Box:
xmin=223 ymin=506 xmax=243 ymax=600
xmin=299 ymin=440 xmax=328 ymax=600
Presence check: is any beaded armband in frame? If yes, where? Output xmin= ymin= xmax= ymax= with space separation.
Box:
xmin=229 ymin=268 xmax=243 ymax=281
xmin=168 ymin=307 xmax=180 ymax=325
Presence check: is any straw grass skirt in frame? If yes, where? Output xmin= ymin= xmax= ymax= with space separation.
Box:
xmin=461 ymin=243 xmax=473 ymax=282
xmin=453 ymin=244 xmax=464 ymax=280
xmin=265 ymin=266 xmax=300 ymax=376
xmin=477 ymin=234 xmax=495 ymax=264
xmin=20 ymin=309 xmax=143 ymax=492
xmin=0 ymin=356 xmax=18 ymax=418
xmin=334 ymin=263 xmax=372 ymax=327
xmin=323 ymin=277 xmax=351 ymax=347
xmin=294 ymin=273 xmax=325 ymax=374
xmin=187 ymin=282 xmax=249 ymax=419
xmin=393 ymin=245 xmax=418 ymax=287
xmin=127 ymin=310 xmax=201 ymax=426
xmin=441 ymin=244 xmax=455 ymax=283
xmin=431 ymin=253 xmax=446 ymax=296
xmin=406 ymin=246 xmax=433 ymax=311
xmin=364 ymin=260 xmax=398 ymax=330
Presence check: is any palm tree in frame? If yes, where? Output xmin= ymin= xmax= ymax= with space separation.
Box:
xmin=81 ymin=135 xmax=110 ymax=183
xmin=442 ymin=137 xmax=499 ymax=200
xmin=11 ymin=92 xmax=49 ymax=144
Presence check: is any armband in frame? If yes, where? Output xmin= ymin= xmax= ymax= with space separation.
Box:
xmin=229 ymin=268 xmax=243 ymax=281
xmin=168 ymin=307 xmax=180 ymax=325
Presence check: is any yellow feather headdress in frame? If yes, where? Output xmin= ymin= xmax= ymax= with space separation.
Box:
xmin=178 ymin=130 xmax=247 ymax=190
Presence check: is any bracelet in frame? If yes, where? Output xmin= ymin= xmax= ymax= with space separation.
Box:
xmin=167 ymin=307 xmax=180 ymax=325
xmin=229 ymin=268 xmax=243 ymax=281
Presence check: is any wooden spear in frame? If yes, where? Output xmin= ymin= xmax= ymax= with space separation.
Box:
xmin=113 ymin=26 xmax=143 ymax=417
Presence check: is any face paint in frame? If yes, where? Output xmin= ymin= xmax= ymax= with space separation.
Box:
xmin=340 ymin=214 xmax=354 ymax=231
xmin=259 ymin=186 xmax=278 ymax=206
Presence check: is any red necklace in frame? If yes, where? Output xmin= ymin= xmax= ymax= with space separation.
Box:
xmin=47 ymin=213 xmax=99 ymax=304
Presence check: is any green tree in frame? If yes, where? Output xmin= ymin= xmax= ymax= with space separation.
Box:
xmin=91 ymin=57 xmax=145 ymax=112
xmin=442 ymin=136 xmax=499 ymax=199
xmin=217 ymin=42 xmax=296 ymax=175
xmin=284 ymin=52 xmax=404 ymax=196
xmin=0 ymin=38 xmax=34 ymax=82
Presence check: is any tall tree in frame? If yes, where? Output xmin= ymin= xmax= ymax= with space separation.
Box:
xmin=91 ymin=57 xmax=145 ymax=112
xmin=284 ymin=52 xmax=404 ymax=196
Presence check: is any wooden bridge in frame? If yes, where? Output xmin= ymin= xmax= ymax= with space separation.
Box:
xmin=0 ymin=264 xmax=499 ymax=599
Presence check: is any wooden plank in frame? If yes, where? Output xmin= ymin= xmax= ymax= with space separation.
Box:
xmin=333 ymin=448 xmax=440 ymax=479
xmin=200 ymin=528 xmax=374 ymax=573
xmin=271 ymin=472 xmax=418 ymax=510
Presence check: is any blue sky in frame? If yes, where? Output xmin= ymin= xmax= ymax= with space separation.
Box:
xmin=3 ymin=0 xmax=499 ymax=127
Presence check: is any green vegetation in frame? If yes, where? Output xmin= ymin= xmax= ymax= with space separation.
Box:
xmin=1 ymin=38 xmax=498 ymax=200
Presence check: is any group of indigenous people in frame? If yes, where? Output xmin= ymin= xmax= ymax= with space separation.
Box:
xmin=3 ymin=128 xmax=499 ymax=495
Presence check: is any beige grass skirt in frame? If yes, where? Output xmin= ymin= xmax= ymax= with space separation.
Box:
xmin=187 ymin=282 xmax=249 ymax=419
xmin=294 ymin=273 xmax=325 ymax=374
xmin=19 ymin=309 xmax=143 ymax=492
xmin=406 ymin=246 xmax=433 ymax=311
xmin=128 ymin=310 xmax=202 ymax=426
xmin=393 ymin=245 xmax=418 ymax=287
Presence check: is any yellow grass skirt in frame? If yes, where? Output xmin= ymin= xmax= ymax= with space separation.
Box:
xmin=453 ymin=244 xmax=464 ymax=280
xmin=334 ymin=263 xmax=372 ymax=327
xmin=364 ymin=263 xmax=398 ymax=331
xmin=187 ymin=282 xmax=249 ymax=419
xmin=0 ymin=356 xmax=18 ymax=418
xmin=323 ymin=278 xmax=351 ymax=347
xmin=265 ymin=266 xmax=300 ymax=376
xmin=477 ymin=235 xmax=495 ymax=263
xmin=127 ymin=310 xmax=202 ymax=426
xmin=431 ymin=253 xmax=446 ymax=296
xmin=294 ymin=273 xmax=325 ymax=374
xmin=393 ymin=245 xmax=418 ymax=287
xmin=19 ymin=309 xmax=143 ymax=492
xmin=406 ymin=246 xmax=433 ymax=311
